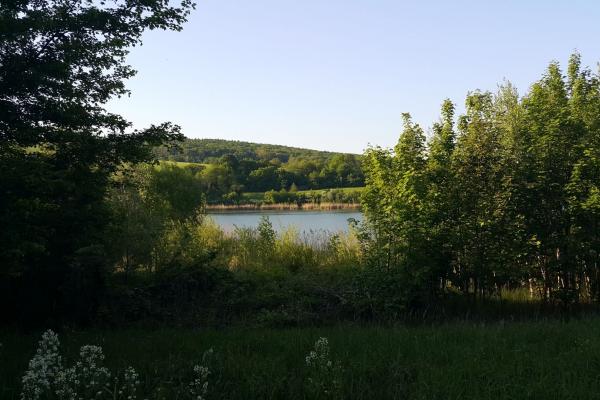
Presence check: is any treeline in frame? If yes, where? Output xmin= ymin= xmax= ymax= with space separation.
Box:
xmin=262 ymin=187 xmax=361 ymax=206
xmin=155 ymin=162 xmax=363 ymax=206
xmin=361 ymin=53 xmax=600 ymax=305
xmin=156 ymin=139 xmax=364 ymax=201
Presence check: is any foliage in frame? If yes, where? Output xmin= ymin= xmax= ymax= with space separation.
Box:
xmin=102 ymin=164 xmax=360 ymax=278
xmin=155 ymin=139 xmax=365 ymax=202
xmin=156 ymin=138 xmax=350 ymax=165
xmin=360 ymin=52 xmax=600 ymax=304
xmin=0 ymin=0 xmax=193 ymax=326
xmin=5 ymin=12 xmax=600 ymax=333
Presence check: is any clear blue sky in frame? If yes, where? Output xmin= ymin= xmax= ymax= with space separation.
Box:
xmin=107 ymin=0 xmax=600 ymax=154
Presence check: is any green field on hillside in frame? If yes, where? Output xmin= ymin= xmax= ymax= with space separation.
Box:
xmin=157 ymin=160 xmax=207 ymax=169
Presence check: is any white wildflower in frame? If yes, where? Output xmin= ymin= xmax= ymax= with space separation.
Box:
xmin=117 ymin=366 xmax=140 ymax=400
xmin=20 ymin=330 xmax=140 ymax=400
xmin=68 ymin=345 xmax=111 ymax=398
xmin=188 ymin=348 xmax=214 ymax=400
xmin=305 ymin=337 xmax=343 ymax=398
xmin=21 ymin=330 xmax=63 ymax=400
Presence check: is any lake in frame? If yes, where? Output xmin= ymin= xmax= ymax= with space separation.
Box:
xmin=207 ymin=209 xmax=363 ymax=234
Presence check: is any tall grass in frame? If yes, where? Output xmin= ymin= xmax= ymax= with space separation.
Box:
xmin=5 ymin=319 xmax=600 ymax=399
xmin=154 ymin=215 xmax=362 ymax=273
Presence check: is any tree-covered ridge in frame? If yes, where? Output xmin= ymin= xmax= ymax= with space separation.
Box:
xmin=155 ymin=138 xmax=365 ymax=201
xmin=156 ymin=138 xmax=346 ymax=164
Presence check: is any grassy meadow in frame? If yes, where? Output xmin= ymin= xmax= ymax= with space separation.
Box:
xmin=3 ymin=319 xmax=600 ymax=399
xmin=157 ymin=160 xmax=209 ymax=169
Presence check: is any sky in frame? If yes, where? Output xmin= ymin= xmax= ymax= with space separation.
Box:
xmin=107 ymin=0 xmax=600 ymax=154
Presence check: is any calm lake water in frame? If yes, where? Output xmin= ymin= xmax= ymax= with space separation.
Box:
xmin=207 ymin=210 xmax=363 ymax=234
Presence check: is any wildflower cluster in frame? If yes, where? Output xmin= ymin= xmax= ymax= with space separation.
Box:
xmin=18 ymin=331 xmax=347 ymax=399
xmin=64 ymin=345 xmax=112 ymax=399
xmin=305 ymin=337 xmax=343 ymax=398
xmin=189 ymin=348 xmax=214 ymax=400
xmin=119 ymin=366 xmax=141 ymax=400
xmin=20 ymin=330 xmax=140 ymax=400
xmin=21 ymin=330 xmax=63 ymax=400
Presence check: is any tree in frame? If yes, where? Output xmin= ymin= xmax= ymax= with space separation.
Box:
xmin=199 ymin=163 xmax=234 ymax=199
xmin=148 ymin=165 xmax=205 ymax=220
xmin=450 ymin=92 xmax=518 ymax=296
xmin=248 ymin=166 xmax=280 ymax=192
xmin=0 ymin=0 xmax=194 ymax=325
xmin=105 ymin=166 xmax=166 ymax=277
xmin=362 ymin=113 xmax=427 ymax=271
xmin=517 ymin=60 xmax=583 ymax=301
xmin=425 ymin=99 xmax=457 ymax=289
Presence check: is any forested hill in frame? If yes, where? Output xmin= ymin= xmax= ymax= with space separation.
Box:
xmin=155 ymin=138 xmax=348 ymax=164
xmin=154 ymin=138 xmax=365 ymax=201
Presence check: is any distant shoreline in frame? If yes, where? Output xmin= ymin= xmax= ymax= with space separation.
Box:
xmin=205 ymin=202 xmax=361 ymax=212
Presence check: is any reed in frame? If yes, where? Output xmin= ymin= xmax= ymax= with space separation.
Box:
xmin=206 ymin=202 xmax=361 ymax=211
